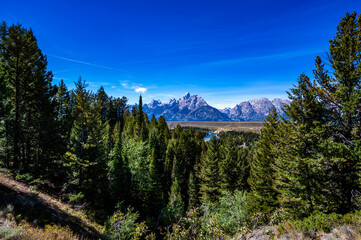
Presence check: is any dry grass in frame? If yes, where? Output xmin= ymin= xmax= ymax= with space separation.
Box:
xmin=0 ymin=172 xmax=103 ymax=239
xmin=20 ymin=222 xmax=81 ymax=240
xmin=167 ymin=121 xmax=263 ymax=132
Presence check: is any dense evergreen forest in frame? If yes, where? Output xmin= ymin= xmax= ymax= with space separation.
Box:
xmin=1 ymin=12 xmax=361 ymax=239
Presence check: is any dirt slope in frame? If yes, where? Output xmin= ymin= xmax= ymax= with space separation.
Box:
xmin=0 ymin=172 xmax=103 ymax=239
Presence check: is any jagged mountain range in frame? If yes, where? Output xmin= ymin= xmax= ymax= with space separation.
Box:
xmin=142 ymin=92 xmax=290 ymax=121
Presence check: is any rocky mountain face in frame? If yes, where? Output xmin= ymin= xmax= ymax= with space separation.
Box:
xmin=220 ymin=98 xmax=290 ymax=121
xmin=143 ymin=92 xmax=230 ymax=121
xmin=142 ymin=93 xmax=290 ymax=121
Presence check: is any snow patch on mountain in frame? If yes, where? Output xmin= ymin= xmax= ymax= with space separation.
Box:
xmin=142 ymin=93 xmax=290 ymax=121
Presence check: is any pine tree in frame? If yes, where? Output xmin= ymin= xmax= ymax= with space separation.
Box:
xmin=157 ymin=116 xmax=171 ymax=140
xmin=187 ymin=171 xmax=198 ymax=209
xmin=135 ymin=95 xmax=148 ymax=141
xmin=147 ymin=129 xmax=165 ymax=216
xmin=164 ymin=138 xmax=177 ymax=198
xmin=96 ymin=86 xmax=109 ymax=122
xmin=109 ymin=122 xmax=131 ymax=206
xmin=55 ymin=79 xmax=73 ymax=143
xmin=149 ymin=114 xmax=157 ymax=130
xmin=219 ymin=139 xmax=250 ymax=193
xmin=199 ymin=136 xmax=222 ymax=202
xmin=171 ymin=129 xmax=199 ymax=208
xmin=122 ymin=111 xmax=136 ymax=139
xmin=0 ymin=23 xmax=9 ymax=166
xmin=108 ymin=96 xmax=127 ymax=128
xmin=248 ymin=107 xmax=280 ymax=214
xmin=164 ymin=178 xmax=184 ymax=223
xmin=65 ymin=78 xmax=108 ymax=207
xmin=219 ymin=139 xmax=238 ymax=192
xmin=309 ymin=12 xmax=361 ymax=213
xmin=274 ymin=74 xmax=330 ymax=217
xmin=0 ymin=23 xmax=57 ymax=172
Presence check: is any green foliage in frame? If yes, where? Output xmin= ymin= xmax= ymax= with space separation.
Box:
xmin=309 ymin=12 xmax=361 ymax=214
xmin=219 ymin=139 xmax=250 ymax=192
xmin=187 ymin=172 xmax=198 ymax=209
xmin=201 ymin=190 xmax=248 ymax=236
xmin=293 ymin=212 xmax=341 ymax=236
xmin=0 ymin=22 xmax=57 ymax=172
xmin=108 ymin=124 xmax=131 ymax=207
xmin=248 ymin=108 xmax=280 ymax=215
xmin=162 ymin=207 xmax=226 ymax=240
xmin=162 ymin=178 xmax=184 ymax=224
xmin=106 ymin=208 xmax=139 ymax=240
xmin=273 ymin=75 xmax=331 ymax=218
xmin=218 ymin=131 xmax=259 ymax=147
xmin=68 ymin=192 xmax=85 ymax=206
xmin=163 ymin=191 xmax=248 ymax=239
xmin=270 ymin=12 xmax=361 ymax=217
xmin=199 ymin=136 xmax=222 ymax=202
xmin=135 ymin=95 xmax=148 ymax=141
xmin=15 ymin=173 xmax=34 ymax=182
xmin=276 ymin=211 xmax=361 ymax=238
xmin=166 ymin=128 xmax=201 ymax=210
xmin=0 ymin=222 xmax=24 ymax=240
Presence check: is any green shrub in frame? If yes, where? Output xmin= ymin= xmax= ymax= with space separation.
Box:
xmin=105 ymin=207 xmax=151 ymax=240
xmin=68 ymin=192 xmax=84 ymax=206
xmin=343 ymin=210 xmax=361 ymax=225
xmin=292 ymin=212 xmax=342 ymax=237
xmin=200 ymin=190 xmax=248 ymax=237
xmin=0 ymin=221 xmax=24 ymax=240
xmin=15 ymin=173 xmax=33 ymax=182
xmin=291 ymin=212 xmax=346 ymax=237
xmin=274 ymin=211 xmax=361 ymax=238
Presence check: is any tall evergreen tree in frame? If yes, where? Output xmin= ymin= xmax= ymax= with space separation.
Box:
xmin=96 ymin=86 xmax=109 ymax=122
xmin=310 ymin=12 xmax=361 ymax=213
xmin=199 ymin=136 xmax=222 ymax=202
xmin=149 ymin=114 xmax=157 ymax=130
xmin=0 ymin=23 xmax=56 ymax=172
xmin=219 ymin=139 xmax=250 ymax=193
xmin=135 ymin=95 xmax=148 ymax=141
xmin=164 ymin=177 xmax=184 ymax=223
xmin=109 ymin=122 xmax=131 ymax=207
xmin=274 ymin=74 xmax=331 ymax=217
xmin=187 ymin=171 xmax=198 ymax=209
xmin=65 ymin=78 xmax=108 ymax=207
xmin=55 ymin=79 xmax=73 ymax=143
xmin=248 ymin=107 xmax=280 ymax=214
xmin=147 ymin=128 xmax=165 ymax=216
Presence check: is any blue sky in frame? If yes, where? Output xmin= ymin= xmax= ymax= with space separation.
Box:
xmin=2 ymin=0 xmax=361 ymax=108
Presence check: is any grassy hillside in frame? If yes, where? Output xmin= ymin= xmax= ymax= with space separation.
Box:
xmin=0 ymin=170 xmax=103 ymax=240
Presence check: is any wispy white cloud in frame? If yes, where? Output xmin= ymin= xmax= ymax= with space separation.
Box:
xmin=120 ymin=81 xmax=148 ymax=94
xmin=47 ymin=54 xmax=135 ymax=74
xmin=135 ymin=87 xmax=147 ymax=93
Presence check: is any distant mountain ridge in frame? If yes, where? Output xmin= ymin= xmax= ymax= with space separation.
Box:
xmin=221 ymin=97 xmax=290 ymax=121
xmin=143 ymin=92 xmax=230 ymax=121
xmin=142 ymin=93 xmax=290 ymax=122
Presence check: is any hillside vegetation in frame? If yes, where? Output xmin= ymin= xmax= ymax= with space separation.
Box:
xmin=0 ymin=171 xmax=103 ymax=239
xmin=1 ymin=12 xmax=361 ymax=240
xmin=166 ymin=121 xmax=263 ymax=132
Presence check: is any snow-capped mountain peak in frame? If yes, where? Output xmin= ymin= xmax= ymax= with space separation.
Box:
xmin=142 ymin=94 xmax=289 ymax=121
xmin=181 ymin=92 xmax=191 ymax=100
